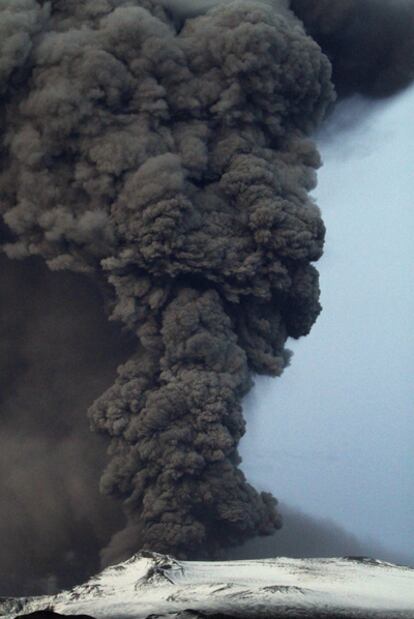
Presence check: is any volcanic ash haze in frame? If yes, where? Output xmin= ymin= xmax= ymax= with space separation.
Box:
xmin=0 ymin=0 xmax=335 ymax=566
xmin=290 ymin=0 xmax=414 ymax=97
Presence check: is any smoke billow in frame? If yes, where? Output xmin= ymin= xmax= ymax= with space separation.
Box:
xmin=0 ymin=0 xmax=334 ymax=567
xmin=290 ymin=0 xmax=414 ymax=97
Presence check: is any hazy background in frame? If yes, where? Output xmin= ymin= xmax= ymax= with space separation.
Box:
xmin=241 ymin=84 xmax=414 ymax=564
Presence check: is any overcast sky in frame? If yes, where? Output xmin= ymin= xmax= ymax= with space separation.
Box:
xmin=241 ymin=84 xmax=414 ymax=561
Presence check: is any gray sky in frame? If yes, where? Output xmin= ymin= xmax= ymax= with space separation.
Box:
xmin=240 ymin=85 xmax=414 ymax=561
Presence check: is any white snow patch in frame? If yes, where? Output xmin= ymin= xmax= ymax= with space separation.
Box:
xmin=1 ymin=553 xmax=413 ymax=618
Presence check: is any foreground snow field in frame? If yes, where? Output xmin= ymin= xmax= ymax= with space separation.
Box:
xmin=1 ymin=553 xmax=414 ymax=618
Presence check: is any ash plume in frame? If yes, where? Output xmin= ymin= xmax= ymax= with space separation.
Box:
xmin=0 ymin=255 xmax=134 ymax=594
xmin=290 ymin=0 xmax=414 ymax=97
xmin=0 ymin=0 xmax=334 ymax=566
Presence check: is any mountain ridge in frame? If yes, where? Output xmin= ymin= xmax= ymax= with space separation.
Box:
xmin=1 ymin=552 xmax=413 ymax=619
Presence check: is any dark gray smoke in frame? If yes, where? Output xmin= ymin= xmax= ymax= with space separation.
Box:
xmin=290 ymin=0 xmax=414 ymax=97
xmin=0 ymin=0 xmax=334 ymax=566
xmin=11 ymin=253 xmax=405 ymax=593
xmin=0 ymin=254 xmax=135 ymax=594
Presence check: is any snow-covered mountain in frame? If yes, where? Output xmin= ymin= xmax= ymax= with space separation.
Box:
xmin=1 ymin=552 xmax=414 ymax=618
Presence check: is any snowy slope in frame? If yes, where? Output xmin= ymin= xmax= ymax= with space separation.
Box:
xmin=1 ymin=553 xmax=414 ymax=618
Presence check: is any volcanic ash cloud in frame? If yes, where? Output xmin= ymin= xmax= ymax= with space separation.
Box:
xmin=290 ymin=0 xmax=414 ymax=97
xmin=0 ymin=0 xmax=334 ymax=564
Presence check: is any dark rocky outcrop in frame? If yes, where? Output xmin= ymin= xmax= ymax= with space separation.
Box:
xmin=15 ymin=610 xmax=96 ymax=619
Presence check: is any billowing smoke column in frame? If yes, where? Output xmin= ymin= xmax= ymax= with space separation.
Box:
xmin=0 ymin=0 xmax=334 ymax=563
